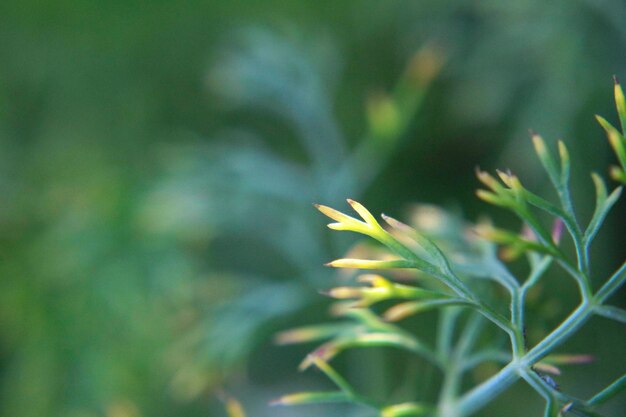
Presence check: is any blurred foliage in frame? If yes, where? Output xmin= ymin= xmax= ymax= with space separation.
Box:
xmin=0 ymin=1 xmax=625 ymax=417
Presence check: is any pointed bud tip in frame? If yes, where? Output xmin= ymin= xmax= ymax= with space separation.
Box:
xmin=613 ymin=74 xmax=620 ymax=85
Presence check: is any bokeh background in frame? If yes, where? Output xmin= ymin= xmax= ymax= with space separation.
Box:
xmin=0 ymin=1 xmax=625 ymax=416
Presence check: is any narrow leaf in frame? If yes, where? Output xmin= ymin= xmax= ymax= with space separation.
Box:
xmin=270 ymin=391 xmax=350 ymax=406
xmin=594 ymin=305 xmax=626 ymax=324
xmin=558 ymin=140 xmax=571 ymax=185
xmin=588 ymin=374 xmax=626 ymax=406
xmin=596 ymin=115 xmax=626 ymax=168
xmin=275 ymin=323 xmax=352 ymax=345
xmin=585 ymin=174 xmax=622 ymax=244
xmin=325 ymin=258 xmax=416 ymax=269
xmin=532 ymin=133 xmax=561 ymax=189
xmin=614 ymin=76 xmax=626 ymax=134
xmin=310 ymin=356 xmax=355 ymax=395
xmin=381 ymin=402 xmax=432 ymax=417
xmin=382 ymin=213 xmax=449 ymax=268
xmin=222 ymin=395 xmax=246 ymax=417
xmin=347 ymin=199 xmax=381 ymax=229
xmin=384 ymin=299 xmax=472 ymax=322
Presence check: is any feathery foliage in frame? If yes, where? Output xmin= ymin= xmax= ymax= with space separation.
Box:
xmin=271 ymin=81 xmax=626 ymax=417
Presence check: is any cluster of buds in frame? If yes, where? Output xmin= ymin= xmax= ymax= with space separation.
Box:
xmin=474 ymin=219 xmax=563 ymax=261
xmin=596 ymin=77 xmax=626 ymax=184
xmin=316 ymin=199 xmax=472 ymax=300
xmin=323 ymin=274 xmax=466 ymax=322
xmin=322 ymin=274 xmax=444 ymax=307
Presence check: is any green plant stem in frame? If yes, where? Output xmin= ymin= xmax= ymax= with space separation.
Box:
xmin=595 ymin=260 xmax=626 ymax=303
xmin=588 ymin=374 xmax=626 ymax=406
xmin=457 ymin=300 xmax=594 ymax=416
xmin=438 ymin=362 xmax=462 ymax=417
xmin=510 ymin=289 xmax=526 ymax=359
xmin=456 ymin=361 xmax=520 ymax=417
xmin=456 ymin=259 xmax=626 ymax=416
xmin=520 ymin=370 xmax=563 ymax=417
xmin=437 ymin=308 xmax=460 ymax=361
xmin=382 ymin=230 xmax=515 ymax=338
xmin=437 ymin=314 xmax=482 ymax=417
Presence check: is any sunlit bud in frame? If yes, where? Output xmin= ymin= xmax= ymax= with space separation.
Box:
xmin=315 ymin=204 xmax=368 ymax=233
xmin=225 ymin=397 xmax=246 ymax=417
xmin=347 ymin=199 xmax=381 ymax=228
xmin=476 ymin=190 xmax=507 ymax=207
xmin=325 ymin=258 xmax=414 ymax=269
xmin=615 ymin=76 xmax=626 ymax=131
xmin=361 ymin=272 xmax=390 ymax=283
xmin=596 ymin=115 xmax=626 ymax=167
xmin=274 ymin=324 xmax=347 ymax=345
xmin=495 ymin=169 xmax=518 ymax=189
xmin=531 ymin=133 xmax=548 ymax=160
xmin=322 ymin=286 xmax=364 ymax=299
xmin=270 ymin=391 xmax=346 ymax=406
xmin=381 ymin=402 xmax=431 ymax=417
xmin=531 ymin=133 xmax=561 ymax=184
xmin=354 ymin=332 xmax=415 ymax=346
xmin=476 ymin=168 xmax=502 ymax=190
xmin=384 ymin=301 xmax=426 ymax=322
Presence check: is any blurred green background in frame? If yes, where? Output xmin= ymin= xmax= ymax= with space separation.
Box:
xmin=0 ymin=1 xmax=625 ymax=416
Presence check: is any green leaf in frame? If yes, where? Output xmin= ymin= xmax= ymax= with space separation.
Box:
xmin=383 ymin=298 xmax=473 ymax=322
xmin=222 ymin=395 xmax=246 ymax=417
xmin=274 ymin=323 xmax=353 ymax=345
xmin=584 ymin=174 xmax=622 ymax=245
xmin=270 ymin=391 xmax=351 ymax=406
xmin=588 ymin=374 xmax=626 ymax=406
xmin=299 ymin=330 xmax=437 ymax=370
xmin=532 ymin=133 xmax=561 ymax=190
xmin=310 ymin=356 xmax=355 ymax=395
xmin=596 ymin=115 xmax=626 ymax=169
xmin=594 ymin=305 xmax=626 ymax=324
xmin=381 ymin=213 xmax=449 ymax=270
xmin=614 ymin=77 xmax=626 ymax=134
xmin=558 ymin=141 xmax=571 ymax=186
xmin=474 ymin=224 xmax=559 ymax=260
xmin=381 ymin=402 xmax=433 ymax=417
xmin=325 ymin=258 xmax=418 ymax=270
